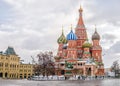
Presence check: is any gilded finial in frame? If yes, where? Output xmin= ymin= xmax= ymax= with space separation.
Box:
xmin=79 ymin=4 xmax=83 ymax=12
xmin=70 ymin=24 xmax=72 ymax=30
xmin=80 ymin=5 xmax=82 ymax=9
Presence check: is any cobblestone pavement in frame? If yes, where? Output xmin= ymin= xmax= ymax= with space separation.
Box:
xmin=0 ymin=78 xmax=120 ymax=86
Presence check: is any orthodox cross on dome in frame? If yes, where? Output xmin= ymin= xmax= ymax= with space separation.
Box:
xmin=79 ymin=5 xmax=83 ymax=15
xmin=94 ymin=24 xmax=99 ymax=34
xmin=70 ymin=24 xmax=74 ymax=32
xmin=95 ymin=24 xmax=97 ymax=32
xmin=70 ymin=24 xmax=73 ymax=30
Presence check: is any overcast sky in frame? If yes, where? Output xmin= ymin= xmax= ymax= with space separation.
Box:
xmin=0 ymin=0 xmax=120 ymax=68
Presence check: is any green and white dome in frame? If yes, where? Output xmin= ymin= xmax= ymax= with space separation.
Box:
xmin=57 ymin=30 xmax=67 ymax=44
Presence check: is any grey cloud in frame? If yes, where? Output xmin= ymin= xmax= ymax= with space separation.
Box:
xmin=21 ymin=32 xmax=58 ymax=51
xmin=22 ymin=36 xmax=44 ymax=50
xmin=109 ymin=41 xmax=120 ymax=53
xmin=102 ymin=34 xmax=116 ymax=40
xmin=85 ymin=0 xmax=120 ymax=26
xmin=103 ymin=41 xmax=120 ymax=67
xmin=103 ymin=53 xmax=120 ymax=68
xmin=100 ymin=34 xmax=117 ymax=48
xmin=0 ymin=24 xmax=17 ymax=32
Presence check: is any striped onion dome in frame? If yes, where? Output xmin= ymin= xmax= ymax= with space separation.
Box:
xmin=57 ymin=30 xmax=67 ymax=44
xmin=67 ymin=29 xmax=77 ymax=40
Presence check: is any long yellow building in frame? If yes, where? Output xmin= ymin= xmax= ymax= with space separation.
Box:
xmin=0 ymin=46 xmax=33 ymax=79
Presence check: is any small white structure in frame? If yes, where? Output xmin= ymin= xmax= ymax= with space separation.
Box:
xmin=107 ymin=71 xmax=115 ymax=77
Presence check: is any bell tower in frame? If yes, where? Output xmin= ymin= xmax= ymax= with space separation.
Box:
xmin=75 ymin=6 xmax=87 ymax=58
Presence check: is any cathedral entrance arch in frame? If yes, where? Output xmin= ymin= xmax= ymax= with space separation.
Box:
xmin=86 ymin=68 xmax=91 ymax=76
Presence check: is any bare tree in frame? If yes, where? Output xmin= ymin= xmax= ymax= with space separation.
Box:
xmin=31 ymin=56 xmax=36 ymax=64
xmin=111 ymin=60 xmax=120 ymax=77
xmin=33 ymin=51 xmax=55 ymax=76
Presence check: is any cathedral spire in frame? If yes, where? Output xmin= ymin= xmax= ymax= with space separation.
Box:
xmin=77 ymin=5 xmax=85 ymax=28
xmin=79 ymin=5 xmax=83 ymax=13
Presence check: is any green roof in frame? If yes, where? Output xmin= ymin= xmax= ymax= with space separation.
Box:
xmin=4 ymin=47 xmax=16 ymax=55
xmin=66 ymin=62 xmax=73 ymax=69
xmin=83 ymin=51 xmax=90 ymax=54
xmin=65 ymin=71 xmax=72 ymax=74
xmin=0 ymin=51 xmax=3 ymax=55
xmin=82 ymin=39 xmax=92 ymax=48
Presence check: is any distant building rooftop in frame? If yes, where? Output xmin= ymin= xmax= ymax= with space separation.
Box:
xmin=4 ymin=46 xmax=16 ymax=55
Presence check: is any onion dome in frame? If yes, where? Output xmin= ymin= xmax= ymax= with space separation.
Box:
xmin=67 ymin=25 xmax=77 ymax=40
xmin=82 ymin=39 xmax=92 ymax=48
xmin=92 ymin=27 xmax=100 ymax=40
xmin=67 ymin=29 xmax=77 ymax=40
xmin=57 ymin=29 xmax=67 ymax=44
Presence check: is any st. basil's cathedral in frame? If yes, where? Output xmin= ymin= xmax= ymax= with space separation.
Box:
xmin=54 ymin=6 xmax=104 ymax=77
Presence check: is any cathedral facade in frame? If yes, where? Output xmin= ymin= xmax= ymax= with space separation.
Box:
xmin=54 ymin=7 xmax=104 ymax=77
